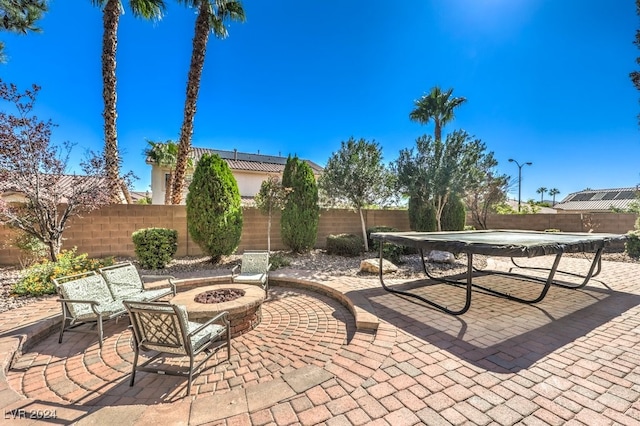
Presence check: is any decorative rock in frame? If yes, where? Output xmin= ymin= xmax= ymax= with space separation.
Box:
xmin=426 ymin=250 xmax=456 ymax=264
xmin=360 ymin=258 xmax=398 ymax=274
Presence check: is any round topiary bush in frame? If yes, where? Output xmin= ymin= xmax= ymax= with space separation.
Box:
xmin=326 ymin=234 xmax=363 ymax=257
xmin=625 ymin=230 xmax=640 ymax=258
xmin=132 ymin=228 xmax=178 ymax=269
xmin=186 ymin=153 xmax=243 ymax=263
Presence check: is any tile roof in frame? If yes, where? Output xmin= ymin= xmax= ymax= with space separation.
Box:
xmin=554 ymin=187 xmax=639 ymax=211
xmin=147 ymin=146 xmax=323 ymax=174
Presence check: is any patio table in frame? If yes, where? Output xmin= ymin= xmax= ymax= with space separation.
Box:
xmin=370 ymin=229 xmax=627 ymax=315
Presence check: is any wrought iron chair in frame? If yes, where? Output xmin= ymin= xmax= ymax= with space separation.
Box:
xmin=231 ymin=250 xmax=271 ymax=296
xmin=53 ymin=271 xmax=128 ymax=348
xmin=123 ymin=301 xmax=231 ymax=396
xmin=99 ymin=262 xmax=176 ymax=301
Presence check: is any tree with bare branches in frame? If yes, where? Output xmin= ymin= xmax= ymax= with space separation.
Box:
xmin=0 ymin=81 xmax=112 ymax=261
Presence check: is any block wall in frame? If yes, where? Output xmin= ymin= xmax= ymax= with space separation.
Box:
xmin=0 ymin=206 xmax=635 ymax=265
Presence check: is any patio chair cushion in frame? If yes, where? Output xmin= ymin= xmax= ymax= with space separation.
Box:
xmin=121 ymin=288 xmax=174 ymax=303
xmin=232 ymin=273 xmax=267 ymax=284
xmin=130 ymin=303 xmax=225 ymax=355
xmin=57 ymin=274 xmax=119 ymax=319
xmin=100 ymin=264 xmax=145 ymax=299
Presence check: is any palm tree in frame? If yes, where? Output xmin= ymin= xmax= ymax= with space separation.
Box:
xmin=536 ymin=187 xmax=547 ymax=203
xmin=409 ymin=86 xmax=467 ymax=142
xmin=170 ymin=0 xmax=246 ymax=205
xmin=92 ymin=0 xmax=166 ymax=203
xmin=145 ymin=140 xmax=180 ymax=204
xmin=549 ymin=188 xmax=560 ymax=206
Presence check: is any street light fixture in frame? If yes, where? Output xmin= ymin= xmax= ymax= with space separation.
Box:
xmin=508 ymin=158 xmax=532 ymax=212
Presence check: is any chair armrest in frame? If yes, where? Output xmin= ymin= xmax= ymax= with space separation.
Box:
xmin=140 ymin=275 xmax=177 ymax=295
xmin=187 ymin=311 xmax=229 ymax=337
xmin=57 ymin=298 xmax=102 ymax=317
xmin=267 ymin=263 xmax=272 ymax=272
xmin=57 ymin=298 xmax=100 ymax=306
xmin=231 ymin=265 xmax=239 ymax=278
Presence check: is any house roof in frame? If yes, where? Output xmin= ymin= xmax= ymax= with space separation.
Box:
xmin=147 ymin=146 xmax=323 ymax=174
xmin=554 ymin=187 xmax=639 ymax=211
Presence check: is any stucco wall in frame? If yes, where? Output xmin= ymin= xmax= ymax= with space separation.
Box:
xmin=0 ymin=207 xmax=635 ymax=265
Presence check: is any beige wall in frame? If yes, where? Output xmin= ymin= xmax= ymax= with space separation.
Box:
xmin=0 ymin=207 xmax=635 ymax=266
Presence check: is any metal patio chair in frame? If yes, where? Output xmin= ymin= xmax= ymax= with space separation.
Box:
xmin=231 ymin=250 xmax=271 ymax=296
xmin=123 ymin=300 xmax=231 ymax=396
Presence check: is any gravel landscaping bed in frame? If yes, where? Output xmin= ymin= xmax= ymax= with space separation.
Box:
xmin=1 ymin=248 xmax=637 ymax=314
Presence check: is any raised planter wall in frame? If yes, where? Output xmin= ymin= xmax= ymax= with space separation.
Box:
xmin=0 ymin=206 xmax=635 ymax=265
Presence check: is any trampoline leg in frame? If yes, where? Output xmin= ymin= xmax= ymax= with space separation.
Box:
xmin=378 ymin=242 xmax=472 ymax=315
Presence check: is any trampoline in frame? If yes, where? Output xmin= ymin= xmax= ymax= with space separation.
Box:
xmin=370 ymin=230 xmax=627 ymax=315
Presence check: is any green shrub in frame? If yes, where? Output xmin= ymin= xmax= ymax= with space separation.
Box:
xmin=12 ymin=232 xmax=48 ymax=268
xmin=408 ymin=196 xmax=436 ymax=232
xmin=635 ymin=216 xmax=640 ymax=231
xmin=187 ymin=154 xmax=243 ymax=263
xmin=12 ymin=248 xmax=114 ymax=296
xmin=269 ymin=252 xmax=291 ymax=271
xmin=464 ymin=225 xmax=476 ymax=231
xmin=326 ymin=234 xmax=363 ymax=256
xmin=132 ymin=228 xmax=178 ymax=269
xmin=366 ymin=226 xmax=404 ymax=263
xmin=281 ymin=156 xmax=319 ymax=253
xmin=441 ymin=196 xmax=466 ymax=231
xmin=626 ymin=231 xmax=640 ymax=258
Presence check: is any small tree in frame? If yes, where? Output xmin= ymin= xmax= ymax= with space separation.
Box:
xmin=254 ymin=175 xmax=289 ymax=253
xmin=281 ymin=156 xmax=319 ymax=253
xmin=464 ymin=154 xmax=510 ymax=230
xmin=0 ymin=81 xmax=111 ymax=261
xmin=396 ymin=130 xmax=486 ymax=231
xmin=318 ymin=137 xmax=396 ymax=251
xmin=186 ymin=153 xmax=243 ymax=263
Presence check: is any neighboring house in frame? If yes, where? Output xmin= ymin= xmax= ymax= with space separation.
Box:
xmin=554 ymin=187 xmax=639 ymax=212
xmin=147 ymin=147 xmax=324 ymax=205
xmin=1 ymin=174 xmax=112 ymax=203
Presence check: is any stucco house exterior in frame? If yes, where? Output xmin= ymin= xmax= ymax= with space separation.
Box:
xmin=146 ymin=147 xmax=323 ymax=205
xmin=553 ymin=187 xmax=639 ymax=212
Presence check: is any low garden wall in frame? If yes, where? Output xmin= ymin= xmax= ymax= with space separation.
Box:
xmin=0 ymin=206 xmax=636 ymax=265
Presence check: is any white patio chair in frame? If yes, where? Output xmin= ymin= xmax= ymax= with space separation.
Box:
xmin=231 ymin=250 xmax=271 ymax=296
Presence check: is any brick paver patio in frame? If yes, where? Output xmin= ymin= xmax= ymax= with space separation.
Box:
xmin=1 ymin=256 xmax=640 ymax=425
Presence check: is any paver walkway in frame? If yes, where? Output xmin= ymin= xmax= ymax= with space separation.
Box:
xmin=2 ymin=256 xmax=640 ymax=425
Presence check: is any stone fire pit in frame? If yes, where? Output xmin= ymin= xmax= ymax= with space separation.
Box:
xmin=170 ymin=283 xmax=265 ymax=338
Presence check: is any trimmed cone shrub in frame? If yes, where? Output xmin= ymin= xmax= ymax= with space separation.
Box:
xmin=441 ymin=196 xmax=466 ymax=231
xmin=132 ymin=228 xmax=178 ymax=269
xmin=326 ymin=234 xmax=363 ymax=256
xmin=408 ymin=196 xmax=437 ymax=232
xmin=281 ymin=156 xmax=319 ymax=253
xmin=186 ymin=153 xmax=243 ymax=263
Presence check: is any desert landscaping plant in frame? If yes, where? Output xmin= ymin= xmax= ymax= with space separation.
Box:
xmin=318 ymin=137 xmax=396 ymax=251
xmin=12 ymin=248 xmax=114 ymax=296
xmin=326 ymin=234 xmax=363 ymax=257
xmin=186 ymin=153 xmax=243 ymax=263
xmin=0 ymin=80 xmax=112 ymax=261
xmin=281 ymin=156 xmax=319 ymax=253
xmin=254 ymin=175 xmax=290 ymax=253
xmin=132 ymin=228 xmax=178 ymax=269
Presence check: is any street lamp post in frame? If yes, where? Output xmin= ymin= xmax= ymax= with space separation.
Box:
xmin=508 ymin=158 xmax=532 ymax=212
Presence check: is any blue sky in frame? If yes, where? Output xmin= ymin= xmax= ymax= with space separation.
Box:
xmin=2 ymin=0 xmax=639 ymax=202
